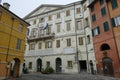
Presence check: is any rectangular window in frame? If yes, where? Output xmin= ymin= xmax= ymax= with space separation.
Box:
xmin=66 ymin=10 xmax=70 ymax=16
xmin=103 ymin=21 xmax=109 ymax=32
xmin=45 ymin=41 xmax=52 ymax=48
xmin=30 ymin=28 xmax=37 ymax=38
xmin=85 ymin=18 xmax=89 ymax=27
xmin=91 ymin=5 xmax=94 ymax=12
xmin=111 ymin=16 xmax=120 ymax=27
xmin=39 ymin=18 xmax=45 ymax=23
xmin=29 ymin=43 xmax=35 ymax=50
xmin=16 ymin=39 xmax=21 ymax=50
xmin=67 ymin=38 xmax=71 ymax=47
xmin=76 ymin=7 xmax=81 ymax=14
xmin=92 ymin=14 xmax=96 ymax=22
xmin=92 ymin=27 xmax=100 ymax=36
xmin=46 ymin=26 xmax=51 ymax=35
xmin=67 ymin=61 xmax=73 ymax=68
xmin=38 ymin=43 xmax=42 ymax=49
xmin=29 ymin=62 xmax=32 ymax=69
xmin=33 ymin=20 xmax=36 ymax=25
xmin=111 ymin=0 xmax=118 ymax=9
xmin=0 ymin=11 xmax=2 ymax=19
xmin=84 ymin=4 xmax=87 ymax=11
xmin=79 ymin=37 xmax=83 ymax=45
xmin=57 ymin=13 xmax=60 ymax=19
xmin=56 ymin=40 xmax=60 ymax=48
xmin=87 ymin=35 xmax=90 ymax=44
xmin=57 ymin=24 xmax=60 ymax=33
xmin=18 ymin=24 xmax=23 ymax=32
xmin=66 ymin=22 xmax=71 ymax=31
xmin=46 ymin=61 xmax=50 ymax=68
xmin=48 ymin=15 xmax=52 ymax=21
xmin=100 ymin=0 xmax=104 ymax=5
xmin=101 ymin=7 xmax=106 ymax=16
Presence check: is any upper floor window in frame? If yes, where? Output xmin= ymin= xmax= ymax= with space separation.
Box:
xmin=66 ymin=38 xmax=71 ymax=47
xmin=38 ymin=43 xmax=42 ymax=49
xmin=56 ymin=13 xmax=61 ymax=19
xmin=85 ymin=18 xmax=89 ymax=27
xmin=56 ymin=40 xmax=60 ymax=48
xmin=29 ymin=43 xmax=35 ymax=50
xmin=87 ymin=35 xmax=90 ymax=44
xmin=57 ymin=23 xmax=61 ymax=33
xmin=76 ymin=20 xmax=82 ymax=30
xmin=92 ymin=26 xmax=100 ymax=36
xmin=30 ymin=28 xmax=37 ymax=38
xmin=103 ymin=21 xmax=109 ymax=32
xmin=45 ymin=41 xmax=52 ymax=48
xmin=0 ymin=11 xmax=2 ymax=20
xmin=111 ymin=0 xmax=118 ymax=9
xmin=46 ymin=26 xmax=51 ymax=35
xmin=66 ymin=22 xmax=71 ymax=31
xmin=76 ymin=7 xmax=81 ymax=14
xmin=39 ymin=18 xmax=45 ymax=23
xmin=66 ymin=10 xmax=70 ymax=17
xmin=91 ymin=5 xmax=94 ymax=12
xmin=16 ymin=39 xmax=21 ymax=50
xmin=33 ymin=20 xmax=36 ymax=25
xmin=101 ymin=7 xmax=106 ymax=16
xmin=79 ymin=37 xmax=83 ymax=45
xmin=48 ymin=15 xmax=52 ymax=21
xmin=92 ymin=14 xmax=96 ymax=22
xmin=18 ymin=24 xmax=23 ymax=32
xmin=100 ymin=0 xmax=104 ymax=5
xmin=111 ymin=16 xmax=120 ymax=27
xmin=84 ymin=4 xmax=87 ymax=11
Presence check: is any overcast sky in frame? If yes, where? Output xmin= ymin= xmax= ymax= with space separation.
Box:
xmin=1 ymin=0 xmax=80 ymax=18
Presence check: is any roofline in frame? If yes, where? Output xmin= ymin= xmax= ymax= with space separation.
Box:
xmin=24 ymin=0 xmax=86 ymax=20
xmin=23 ymin=4 xmax=64 ymax=19
xmin=88 ymin=0 xmax=97 ymax=8
xmin=0 ymin=5 xmax=30 ymax=26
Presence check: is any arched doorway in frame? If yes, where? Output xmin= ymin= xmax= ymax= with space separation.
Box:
xmin=36 ymin=59 xmax=42 ymax=72
xmin=10 ymin=58 xmax=20 ymax=77
xmin=100 ymin=43 xmax=114 ymax=76
xmin=56 ymin=58 xmax=62 ymax=73
xmin=102 ymin=57 xmax=114 ymax=76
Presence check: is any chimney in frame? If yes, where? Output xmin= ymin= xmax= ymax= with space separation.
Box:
xmin=3 ymin=2 xmax=10 ymax=9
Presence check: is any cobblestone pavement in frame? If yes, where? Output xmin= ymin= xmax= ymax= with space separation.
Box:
xmin=8 ymin=73 xmax=120 ymax=80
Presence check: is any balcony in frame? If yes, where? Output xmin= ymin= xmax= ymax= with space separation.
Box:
xmin=27 ymin=33 xmax=55 ymax=43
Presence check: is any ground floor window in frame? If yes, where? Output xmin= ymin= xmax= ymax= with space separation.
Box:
xmin=67 ymin=61 xmax=73 ymax=68
xmin=29 ymin=62 xmax=32 ymax=69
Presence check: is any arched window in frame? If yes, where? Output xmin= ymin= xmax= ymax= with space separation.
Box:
xmin=100 ymin=44 xmax=110 ymax=51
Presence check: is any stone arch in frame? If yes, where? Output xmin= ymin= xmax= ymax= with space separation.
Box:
xmin=10 ymin=58 xmax=20 ymax=77
xmin=100 ymin=43 xmax=110 ymax=51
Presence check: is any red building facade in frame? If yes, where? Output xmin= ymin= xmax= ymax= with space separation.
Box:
xmin=88 ymin=0 xmax=120 ymax=77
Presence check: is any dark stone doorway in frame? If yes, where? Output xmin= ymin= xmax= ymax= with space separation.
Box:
xmin=56 ymin=58 xmax=62 ymax=73
xmin=37 ymin=59 xmax=42 ymax=72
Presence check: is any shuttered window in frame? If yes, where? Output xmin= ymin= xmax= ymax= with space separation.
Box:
xmin=56 ymin=40 xmax=60 ymax=48
xmin=66 ymin=10 xmax=70 ymax=16
xmin=66 ymin=22 xmax=71 ymax=31
xmin=79 ymin=37 xmax=83 ymax=45
xmin=103 ymin=21 xmax=109 ymax=32
xmin=111 ymin=0 xmax=118 ymax=9
xmin=67 ymin=38 xmax=71 ymax=47
xmin=101 ymin=7 xmax=106 ymax=16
